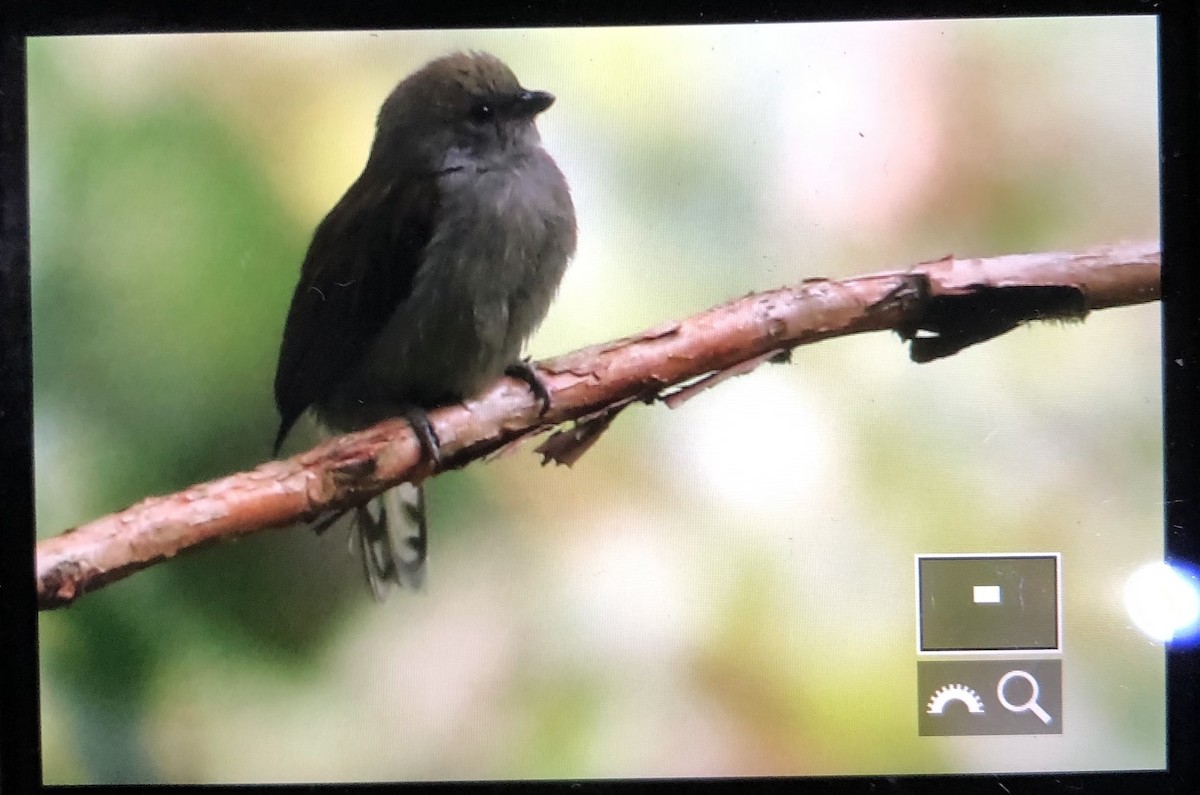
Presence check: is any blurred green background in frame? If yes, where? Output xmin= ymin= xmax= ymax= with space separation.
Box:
xmin=30 ymin=18 xmax=1162 ymax=784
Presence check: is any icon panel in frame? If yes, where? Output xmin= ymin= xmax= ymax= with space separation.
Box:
xmin=917 ymin=554 xmax=1061 ymax=653
xmin=916 ymin=553 xmax=1063 ymax=737
xmin=917 ymin=659 xmax=1062 ymax=736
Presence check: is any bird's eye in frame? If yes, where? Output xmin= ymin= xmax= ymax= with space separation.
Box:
xmin=470 ymin=102 xmax=494 ymax=123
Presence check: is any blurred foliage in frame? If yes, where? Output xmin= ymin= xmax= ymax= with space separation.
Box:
xmin=30 ymin=19 xmax=1163 ymax=784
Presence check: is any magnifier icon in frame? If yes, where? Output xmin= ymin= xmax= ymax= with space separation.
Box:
xmin=997 ymin=670 xmax=1053 ymax=725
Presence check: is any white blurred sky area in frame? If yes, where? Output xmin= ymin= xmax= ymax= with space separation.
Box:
xmin=31 ymin=17 xmax=1163 ymax=783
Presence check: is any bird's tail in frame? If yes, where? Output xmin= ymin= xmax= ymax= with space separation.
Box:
xmin=351 ymin=482 xmax=427 ymax=598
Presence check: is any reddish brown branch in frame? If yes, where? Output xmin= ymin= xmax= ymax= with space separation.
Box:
xmin=36 ymin=241 xmax=1161 ymax=609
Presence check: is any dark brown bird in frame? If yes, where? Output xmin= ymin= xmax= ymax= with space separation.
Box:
xmin=274 ymin=52 xmax=576 ymax=596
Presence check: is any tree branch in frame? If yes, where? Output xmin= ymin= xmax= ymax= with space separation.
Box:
xmin=36 ymin=241 xmax=1161 ymax=609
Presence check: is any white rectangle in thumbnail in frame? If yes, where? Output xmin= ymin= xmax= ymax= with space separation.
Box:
xmin=974 ymin=585 xmax=1001 ymax=604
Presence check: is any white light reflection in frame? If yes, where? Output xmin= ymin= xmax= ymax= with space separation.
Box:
xmin=1123 ymin=562 xmax=1200 ymax=643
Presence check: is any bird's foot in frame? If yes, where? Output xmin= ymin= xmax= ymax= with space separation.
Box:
xmin=505 ymin=359 xmax=552 ymax=417
xmin=401 ymin=405 xmax=442 ymax=467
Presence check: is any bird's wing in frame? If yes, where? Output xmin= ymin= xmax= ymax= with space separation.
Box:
xmin=273 ymin=169 xmax=439 ymax=453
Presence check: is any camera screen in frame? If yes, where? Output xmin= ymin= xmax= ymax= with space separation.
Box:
xmin=30 ymin=16 xmax=1170 ymax=783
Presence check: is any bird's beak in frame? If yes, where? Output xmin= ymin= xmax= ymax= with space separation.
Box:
xmin=512 ymin=90 xmax=555 ymax=119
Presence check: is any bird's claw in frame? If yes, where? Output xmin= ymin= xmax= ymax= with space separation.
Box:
xmin=505 ymin=359 xmax=553 ymax=417
xmin=402 ymin=405 xmax=442 ymax=467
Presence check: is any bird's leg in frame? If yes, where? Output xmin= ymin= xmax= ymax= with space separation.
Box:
xmin=400 ymin=405 xmax=442 ymax=467
xmin=505 ymin=358 xmax=552 ymax=417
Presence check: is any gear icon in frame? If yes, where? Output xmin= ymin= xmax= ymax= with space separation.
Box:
xmin=927 ymin=683 xmax=986 ymax=715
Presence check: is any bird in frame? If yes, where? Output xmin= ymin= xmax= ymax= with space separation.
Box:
xmin=273 ymin=51 xmax=577 ymax=597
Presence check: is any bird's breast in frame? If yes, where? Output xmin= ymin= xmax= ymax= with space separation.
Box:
xmin=359 ymin=149 xmax=575 ymax=403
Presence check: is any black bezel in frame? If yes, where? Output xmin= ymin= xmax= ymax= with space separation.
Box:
xmin=2 ymin=2 xmax=1196 ymax=793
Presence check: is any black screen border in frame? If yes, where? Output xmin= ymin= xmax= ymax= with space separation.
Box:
xmin=2 ymin=2 xmax=1196 ymax=793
